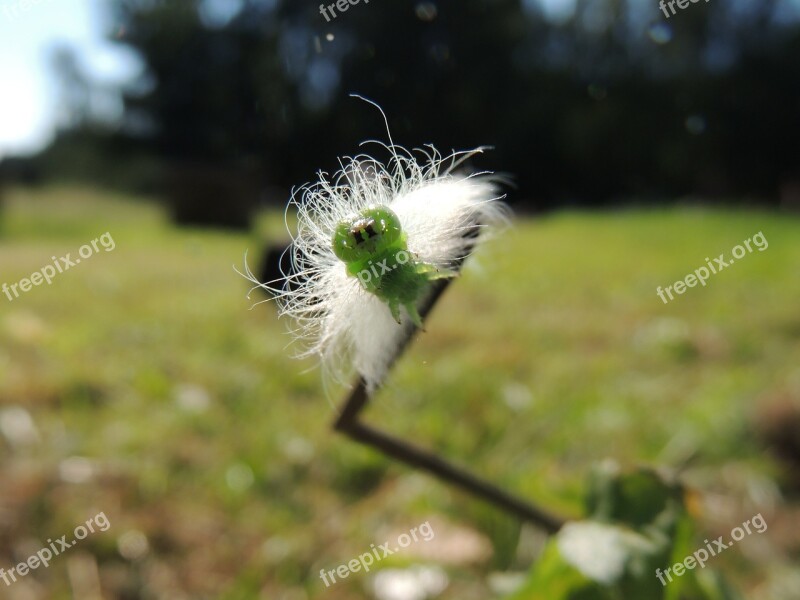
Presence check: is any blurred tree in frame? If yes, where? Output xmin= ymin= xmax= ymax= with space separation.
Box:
xmin=50 ymin=45 xmax=92 ymax=130
xmin=43 ymin=0 xmax=795 ymax=224
xmin=108 ymin=0 xmax=292 ymax=226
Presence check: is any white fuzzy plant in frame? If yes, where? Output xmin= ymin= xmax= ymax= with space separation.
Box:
xmin=240 ymin=99 xmax=509 ymax=394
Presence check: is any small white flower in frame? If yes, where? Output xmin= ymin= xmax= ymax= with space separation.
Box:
xmin=557 ymin=522 xmax=629 ymax=584
xmin=240 ymin=99 xmax=509 ymax=393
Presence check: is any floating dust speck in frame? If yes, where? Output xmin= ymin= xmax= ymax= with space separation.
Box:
xmin=647 ymin=22 xmax=673 ymax=44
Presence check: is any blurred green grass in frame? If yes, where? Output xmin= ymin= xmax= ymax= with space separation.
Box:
xmin=0 ymin=186 xmax=798 ymax=599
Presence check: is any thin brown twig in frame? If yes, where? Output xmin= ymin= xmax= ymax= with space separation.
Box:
xmin=332 ymin=279 xmax=567 ymax=534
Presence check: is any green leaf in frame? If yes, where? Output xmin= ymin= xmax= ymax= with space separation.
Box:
xmin=505 ymin=465 xmax=743 ymax=600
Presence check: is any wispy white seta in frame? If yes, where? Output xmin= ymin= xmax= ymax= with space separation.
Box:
xmin=240 ymin=101 xmax=509 ymax=394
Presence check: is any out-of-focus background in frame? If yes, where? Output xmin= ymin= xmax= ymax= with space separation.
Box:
xmin=0 ymin=1 xmax=799 ymax=599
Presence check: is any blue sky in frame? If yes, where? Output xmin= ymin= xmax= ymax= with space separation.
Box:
xmin=0 ymin=0 xmax=139 ymax=158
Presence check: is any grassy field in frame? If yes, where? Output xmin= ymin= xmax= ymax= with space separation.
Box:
xmin=0 ymin=185 xmax=798 ymax=599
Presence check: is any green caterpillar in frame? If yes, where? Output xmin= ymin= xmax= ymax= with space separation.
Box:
xmin=332 ymin=205 xmax=455 ymax=327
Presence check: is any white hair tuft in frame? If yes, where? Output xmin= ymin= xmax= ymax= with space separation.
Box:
xmin=239 ymin=102 xmax=510 ymax=393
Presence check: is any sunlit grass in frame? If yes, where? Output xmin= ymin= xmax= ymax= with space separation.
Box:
xmin=0 ymin=186 xmax=797 ymax=598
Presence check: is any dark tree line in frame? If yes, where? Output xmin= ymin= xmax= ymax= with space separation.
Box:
xmin=10 ymin=0 xmax=800 ymax=226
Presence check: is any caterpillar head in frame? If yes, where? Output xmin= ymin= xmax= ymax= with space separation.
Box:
xmin=332 ymin=205 xmax=403 ymax=264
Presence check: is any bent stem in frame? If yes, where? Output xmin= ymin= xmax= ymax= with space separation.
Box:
xmin=332 ymin=277 xmax=567 ymax=534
